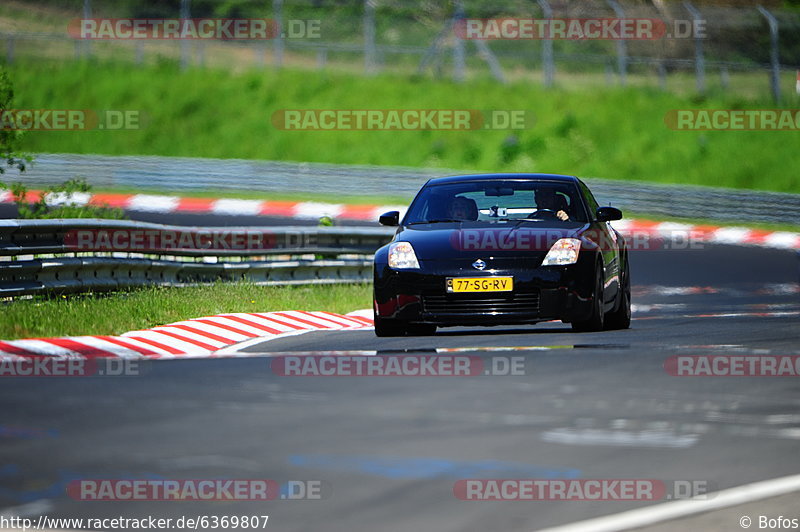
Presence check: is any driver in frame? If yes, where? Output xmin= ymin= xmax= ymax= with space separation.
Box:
xmin=533 ymin=188 xmax=569 ymax=221
xmin=447 ymin=196 xmax=477 ymax=221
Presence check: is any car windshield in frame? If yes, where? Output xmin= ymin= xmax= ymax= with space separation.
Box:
xmin=404 ymin=180 xmax=588 ymax=224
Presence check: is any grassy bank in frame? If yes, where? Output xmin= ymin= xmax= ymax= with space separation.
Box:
xmin=6 ymin=59 xmax=799 ymax=193
xmin=0 ymin=282 xmax=372 ymax=340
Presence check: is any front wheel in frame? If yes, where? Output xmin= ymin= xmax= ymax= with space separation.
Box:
xmin=572 ymin=266 xmax=605 ymax=332
xmin=604 ymin=256 xmax=631 ymax=330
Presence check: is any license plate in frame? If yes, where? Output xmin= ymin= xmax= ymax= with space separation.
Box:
xmin=446 ymin=277 xmax=513 ymax=293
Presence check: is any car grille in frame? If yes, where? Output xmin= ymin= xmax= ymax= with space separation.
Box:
xmin=422 ymin=292 xmax=540 ymax=316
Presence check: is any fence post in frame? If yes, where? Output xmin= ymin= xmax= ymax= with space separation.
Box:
xmin=453 ymin=0 xmax=466 ymax=83
xmin=607 ymin=0 xmax=627 ymax=86
xmin=757 ymin=6 xmax=781 ymax=104
xmin=180 ymin=0 xmax=191 ymax=70
xmin=83 ymin=0 xmax=92 ymax=58
xmin=537 ymin=0 xmax=554 ymax=87
xmin=364 ymin=0 xmax=377 ymax=74
xmin=683 ymin=1 xmax=705 ymax=94
xmin=273 ymin=0 xmax=284 ymax=68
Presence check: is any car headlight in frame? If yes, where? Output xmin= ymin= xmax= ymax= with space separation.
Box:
xmin=388 ymin=242 xmax=420 ymax=269
xmin=541 ymin=238 xmax=581 ymax=266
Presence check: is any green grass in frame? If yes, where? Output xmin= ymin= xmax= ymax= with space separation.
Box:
xmin=6 ymin=59 xmax=800 ymax=194
xmin=0 ymin=282 xmax=372 ymax=340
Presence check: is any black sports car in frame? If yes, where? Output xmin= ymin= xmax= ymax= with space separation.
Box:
xmin=373 ymin=173 xmax=631 ymax=336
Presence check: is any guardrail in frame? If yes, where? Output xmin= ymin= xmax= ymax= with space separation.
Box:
xmin=5 ymin=154 xmax=800 ymax=226
xmin=0 ymin=219 xmax=396 ymax=297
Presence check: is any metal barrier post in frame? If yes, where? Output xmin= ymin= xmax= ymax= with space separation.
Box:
xmin=82 ymin=0 xmax=92 ymax=58
xmin=453 ymin=0 xmax=466 ymax=83
xmin=757 ymin=6 xmax=781 ymax=104
xmin=607 ymin=0 xmax=628 ymax=86
xmin=364 ymin=0 xmax=377 ymax=75
xmin=537 ymin=0 xmax=554 ymax=88
xmin=180 ymin=0 xmax=191 ymax=71
xmin=273 ymin=0 xmax=284 ymax=68
xmin=683 ymin=1 xmax=706 ymax=94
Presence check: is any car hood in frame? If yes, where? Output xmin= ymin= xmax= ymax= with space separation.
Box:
xmin=396 ymin=221 xmax=588 ymax=260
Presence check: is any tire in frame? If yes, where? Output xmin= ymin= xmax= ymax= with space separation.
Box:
xmin=604 ymin=256 xmax=631 ymax=330
xmin=374 ymin=317 xmax=407 ymax=337
xmin=572 ymin=265 xmax=605 ymax=332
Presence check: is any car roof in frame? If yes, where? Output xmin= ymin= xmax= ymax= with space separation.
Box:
xmin=425 ymin=173 xmax=581 ymax=186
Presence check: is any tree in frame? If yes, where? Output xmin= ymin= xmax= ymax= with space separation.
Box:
xmin=0 ymin=66 xmax=31 ymax=181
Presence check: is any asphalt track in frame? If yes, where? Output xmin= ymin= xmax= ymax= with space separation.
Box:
xmin=2 ymin=227 xmax=800 ymax=530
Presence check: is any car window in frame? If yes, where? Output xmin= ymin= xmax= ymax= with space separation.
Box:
xmin=578 ymin=179 xmax=599 ymax=219
xmin=403 ymin=180 xmax=587 ymax=224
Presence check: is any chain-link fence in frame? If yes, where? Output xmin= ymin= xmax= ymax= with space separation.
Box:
xmin=2 ymin=0 xmax=799 ymax=100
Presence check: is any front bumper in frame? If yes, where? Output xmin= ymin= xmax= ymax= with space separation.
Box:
xmin=373 ymin=257 xmax=597 ymax=327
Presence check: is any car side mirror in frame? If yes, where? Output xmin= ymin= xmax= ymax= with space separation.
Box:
xmin=379 ymin=211 xmax=400 ymax=226
xmin=596 ymin=206 xmax=622 ymax=222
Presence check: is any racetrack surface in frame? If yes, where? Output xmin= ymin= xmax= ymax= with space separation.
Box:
xmin=1 ymin=244 xmax=799 ymax=531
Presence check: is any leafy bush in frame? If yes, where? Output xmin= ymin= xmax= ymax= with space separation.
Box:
xmin=0 ymin=66 xmax=31 ymax=178
xmin=9 ymin=177 xmax=126 ymax=219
